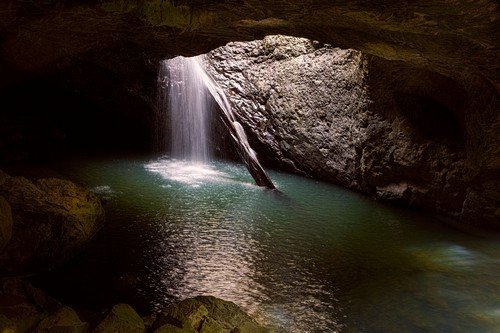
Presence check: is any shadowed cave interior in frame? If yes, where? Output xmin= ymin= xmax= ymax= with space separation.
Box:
xmin=0 ymin=1 xmax=498 ymax=332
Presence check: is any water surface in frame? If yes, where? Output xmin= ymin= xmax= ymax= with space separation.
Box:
xmin=33 ymin=155 xmax=500 ymax=332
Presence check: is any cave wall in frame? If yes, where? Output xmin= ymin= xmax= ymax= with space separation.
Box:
xmin=205 ymin=35 xmax=498 ymax=227
xmin=0 ymin=1 xmax=498 ymax=226
xmin=0 ymin=43 xmax=158 ymax=162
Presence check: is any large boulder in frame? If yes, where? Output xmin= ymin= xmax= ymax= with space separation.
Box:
xmin=0 ymin=170 xmax=105 ymax=273
xmin=151 ymin=296 xmax=271 ymax=333
xmin=205 ymin=35 xmax=499 ymax=228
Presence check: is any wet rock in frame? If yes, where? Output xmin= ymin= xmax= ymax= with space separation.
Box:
xmin=94 ymin=304 xmax=145 ymax=333
xmin=0 ymin=196 xmax=12 ymax=250
xmin=152 ymin=296 xmax=271 ymax=333
xmin=0 ymin=170 xmax=105 ymax=273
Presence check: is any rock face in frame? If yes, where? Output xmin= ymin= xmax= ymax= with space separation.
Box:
xmin=0 ymin=170 xmax=105 ymax=273
xmin=0 ymin=2 xmax=497 ymax=226
xmin=205 ymin=35 xmax=499 ymax=227
xmin=150 ymin=296 xmax=270 ymax=333
xmin=0 ymin=196 xmax=12 ymax=250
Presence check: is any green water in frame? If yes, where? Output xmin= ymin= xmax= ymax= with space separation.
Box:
xmin=35 ymin=155 xmax=500 ymax=332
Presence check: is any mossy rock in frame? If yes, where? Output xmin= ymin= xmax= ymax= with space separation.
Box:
xmin=0 ymin=170 xmax=105 ymax=273
xmin=154 ymin=322 xmax=196 ymax=333
xmin=94 ymin=304 xmax=145 ymax=333
xmin=34 ymin=306 xmax=88 ymax=333
xmin=152 ymin=296 xmax=271 ymax=333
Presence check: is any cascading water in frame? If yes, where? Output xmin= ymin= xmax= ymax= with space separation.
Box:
xmin=157 ymin=55 xmax=275 ymax=189
xmin=159 ymin=56 xmax=211 ymax=162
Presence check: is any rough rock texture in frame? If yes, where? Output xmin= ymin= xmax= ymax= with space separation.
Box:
xmin=0 ymin=170 xmax=105 ymax=273
xmin=0 ymin=196 xmax=13 ymax=250
xmin=0 ymin=1 xmax=498 ymax=155
xmin=0 ymin=280 xmax=269 ymax=333
xmin=94 ymin=304 xmax=146 ymax=333
xmin=150 ymin=296 xmax=270 ymax=333
xmin=205 ymin=35 xmax=499 ymax=227
xmin=0 ymin=1 xmax=497 ymax=86
xmin=0 ymin=278 xmax=88 ymax=333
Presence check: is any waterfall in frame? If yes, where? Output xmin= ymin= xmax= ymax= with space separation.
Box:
xmin=157 ymin=55 xmax=275 ymax=189
xmin=158 ymin=56 xmax=211 ymax=162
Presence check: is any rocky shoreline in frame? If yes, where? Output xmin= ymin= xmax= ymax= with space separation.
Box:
xmin=0 ymin=169 xmax=271 ymax=332
xmin=0 ymin=278 xmax=270 ymax=333
xmin=0 ymin=170 xmax=105 ymax=274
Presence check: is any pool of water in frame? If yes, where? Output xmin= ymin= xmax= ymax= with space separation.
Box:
xmin=32 ymin=155 xmax=500 ymax=332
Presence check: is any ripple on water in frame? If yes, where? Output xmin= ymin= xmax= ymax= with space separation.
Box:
xmin=31 ymin=156 xmax=500 ymax=333
xmin=145 ymin=159 xmax=233 ymax=186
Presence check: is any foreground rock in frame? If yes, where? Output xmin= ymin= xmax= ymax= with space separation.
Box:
xmin=205 ymin=35 xmax=499 ymax=228
xmin=95 ymin=304 xmax=145 ymax=333
xmin=150 ymin=296 xmax=271 ymax=333
xmin=0 ymin=278 xmax=88 ymax=332
xmin=0 ymin=279 xmax=271 ymax=333
xmin=0 ymin=170 xmax=105 ymax=273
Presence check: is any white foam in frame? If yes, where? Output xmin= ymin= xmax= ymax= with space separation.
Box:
xmin=145 ymin=159 xmax=231 ymax=186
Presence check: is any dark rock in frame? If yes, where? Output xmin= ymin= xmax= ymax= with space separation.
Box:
xmin=0 ymin=278 xmax=87 ymax=333
xmin=94 ymin=304 xmax=145 ymax=333
xmin=0 ymin=279 xmax=267 ymax=333
xmin=0 ymin=1 xmax=497 ymax=227
xmin=151 ymin=296 xmax=271 ymax=333
xmin=0 ymin=170 xmax=105 ymax=273
xmin=34 ymin=306 xmax=88 ymax=333
xmin=0 ymin=196 xmax=12 ymax=250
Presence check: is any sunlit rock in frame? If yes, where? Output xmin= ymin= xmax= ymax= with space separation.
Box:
xmin=204 ymin=35 xmax=498 ymax=227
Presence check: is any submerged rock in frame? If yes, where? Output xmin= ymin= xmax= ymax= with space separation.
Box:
xmin=151 ymin=296 xmax=271 ymax=333
xmin=0 ymin=169 xmax=105 ymax=273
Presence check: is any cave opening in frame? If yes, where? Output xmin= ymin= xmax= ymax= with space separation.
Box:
xmin=0 ymin=3 xmax=498 ymax=330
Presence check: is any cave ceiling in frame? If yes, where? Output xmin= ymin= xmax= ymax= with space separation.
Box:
xmin=0 ymin=0 xmax=498 ymax=90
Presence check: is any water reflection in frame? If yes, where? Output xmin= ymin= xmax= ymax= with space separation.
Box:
xmin=32 ymin=156 xmax=500 ymax=333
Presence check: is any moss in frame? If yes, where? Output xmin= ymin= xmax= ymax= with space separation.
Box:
xmin=34 ymin=306 xmax=88 ymax=333
xmin=94 ymin=304 xmax=145 ymax=333
xmin=101 ymin=0 xmax=193 ymax=29
xmin=141 ymin=0 xmax=191 ymax=28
